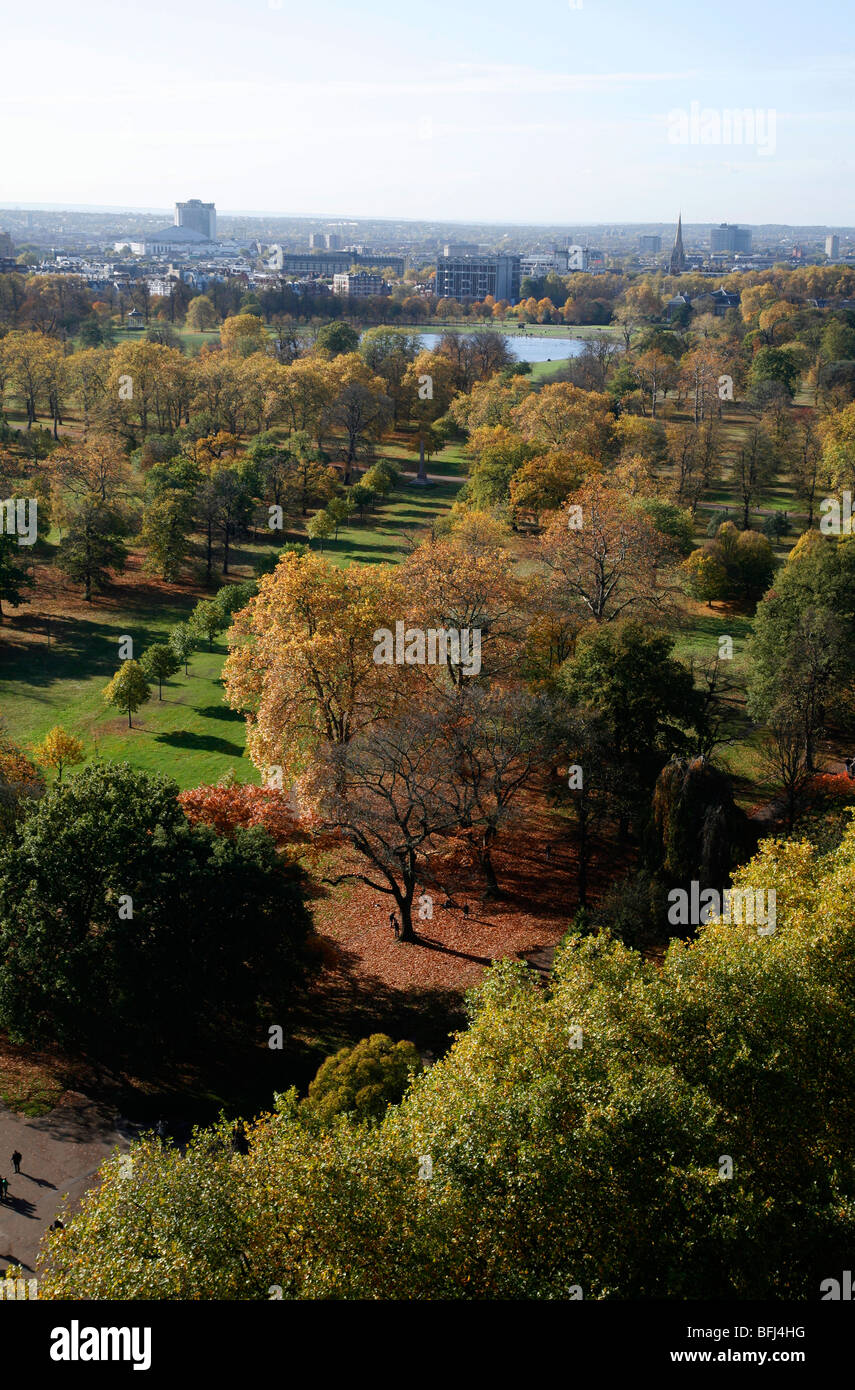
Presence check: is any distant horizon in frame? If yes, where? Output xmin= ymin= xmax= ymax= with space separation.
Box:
xmin=0 ymin=203 xmax=851 ymax=233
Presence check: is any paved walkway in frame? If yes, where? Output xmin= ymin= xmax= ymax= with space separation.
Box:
xmin=0 ymin=1094 xmax=136 ymax=1277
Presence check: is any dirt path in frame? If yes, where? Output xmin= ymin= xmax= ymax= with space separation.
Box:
xmin=0 ymin=1094 xmax=137 ymax=1277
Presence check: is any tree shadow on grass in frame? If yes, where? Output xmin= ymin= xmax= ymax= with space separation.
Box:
xmin=193 ymin=705 xmax=244 ymax=722
xmin=154 ymin=731 xmax=245 ymax=756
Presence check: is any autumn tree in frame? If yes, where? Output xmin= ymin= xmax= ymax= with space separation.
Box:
xmin=32 ymin=727 xmax=84 ymax=782
xmin=220 ymin=313 xmax=270 ymax=358
xmin=185 ymin=295 xmax=220 ymax=331
xmin=223 ymin=552 xmax=402 ymax=782
xmin=539 ymin=478 xmax=678 ymax=625
xmin=303 ymin=704 xmax=476 ymax=941
xmin=103 ymin=661 xmax=151 ymax=728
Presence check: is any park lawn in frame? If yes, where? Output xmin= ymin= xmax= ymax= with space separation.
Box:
xmin=1 ymin=595 xmax=255 ymax=790
xmin=1 ymin=471 xmax=461 ymax=789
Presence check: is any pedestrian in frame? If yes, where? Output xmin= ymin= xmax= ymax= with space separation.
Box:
xmin=545 ymin=843 xmax=552 ymax=861
xmin=0 ymin=1175 xmax=7 ymax=1201
xmin=390 ymin=910 xmax=400 ymax=940
xmin=49 ymin=1219 xmax=64 ymax=1231
xmin=11 ymin=1150 xmax=21 ymax=1175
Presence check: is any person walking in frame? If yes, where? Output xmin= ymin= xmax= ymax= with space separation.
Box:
xmin=0 ymin=1175 xmax=8 ymax=1201
xmin=11 ymin=1150 xmax=21 ymax=1175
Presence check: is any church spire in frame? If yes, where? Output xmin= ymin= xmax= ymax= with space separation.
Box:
xmin=669 ymin=213 xmax=686 ymax=275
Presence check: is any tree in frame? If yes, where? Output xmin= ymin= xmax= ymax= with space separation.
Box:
xmin=539 ymin=479 xmax=678 ymax=624
xmin=0 ymin=735 xmax=45 ymax=837
xmin=730 ymin=423 xmax=777 ymax=529
xmin=178 ymin=782 xmax=300 ymax=846
xmin=315 ymin=321 xmax=360 ymax=357
xmin=303 ymin=705 xmax=476 ymax=942
xmin=508 ymin=450 xmax=593 ymax=524
xmin=189 ymin=598 xmax=228 ymax=650
xmin=140 ymin=643 xmax=180 ymax=699
xmin=306 ymin=507 xmax=335 ymax=550
xmin=300 ymin=1035 xmax=423 ymax=1126
xmin=169 ymin=623 xmax=196 ymax=676
xmin=445 ymin=686 xmax=547 ymax=897
xmin=560 ymin=619 xmax=702 ymax=774
xmin=102 ymin=660 xmax=151 ymax=728
xmin=681 ymin=547 xmax=729 ymax=607
xmin=747 ymin=534 xmax=855 ymax=772
xmin=748 ymin=345 xmax=800 ymax=400
xmin=185 ymin=296 xmax=220 ymax=331
xmin=223 ymin=552 xmax=400 ymax=781
xmin=32 ymin=727 xmax=84 ymax=782
xmin=220 ymin=313 xmax=270 ymax=358
xmin=0 ymin=532 xmax=35 ymax=621
xmin=0 ymin=763 xmax=311 ymax=1055
xmin=511 ymin=382 xmax=617 ymax=459
xmin=56 ymin=496 xmax=127 ymax=602
xmin=141 ymin=489 xmax=194 ymax=581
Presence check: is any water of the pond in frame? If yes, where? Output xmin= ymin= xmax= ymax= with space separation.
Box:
xmin=417 ymin=331 xmax=588 ymax=364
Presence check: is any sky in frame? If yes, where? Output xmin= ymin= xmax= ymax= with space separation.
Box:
xmin=1 ymin=0 xmax=853 ymax=225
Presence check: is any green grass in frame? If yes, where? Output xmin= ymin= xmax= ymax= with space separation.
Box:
xmin=1 ymin=467 xmax=461 ymax=789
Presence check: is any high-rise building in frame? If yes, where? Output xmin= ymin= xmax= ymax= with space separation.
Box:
xmin=324 ymin=233 xmax=342 ymax=250
xmin=638 ymin=234 xmax=662 ymax=253
xmin=826 ymin=234 xmax=841 ymax=259
xmin=309 ymin=232 xmax=323 ymax=249
xmin=434 ymin=254 xmax=521 ymax=304
xmin=709 ymin=223 xmax=752 ymax=255
xmin=174 ymin=200 xmax=216 ymax=241
xmin=669 ymin=214 xmax=687 ymax=274
xmin=333 ymin=271 xmax=389 ymax=297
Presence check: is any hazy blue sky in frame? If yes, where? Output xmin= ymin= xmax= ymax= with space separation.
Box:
xmin=3 ymin=0 xmax=853 ymax=223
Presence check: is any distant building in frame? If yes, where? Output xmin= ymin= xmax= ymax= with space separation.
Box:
xmin=564 ymin=245 xmax=604 ymax=273
xmin=665 ymin=292 xmax=692 ymax=321
xmin=709 ymin=223 xmax=752 ymax=255
xmin=519 ymin=254 xmax=556 ymax=279
xmin=115 ymin=225 xmax=209 ymax=256
xmin=440 ymin=241 xmax=480 ymax=257
xmin=0 ymin=230 xmax=13 ymax=258
xmin=333 ymin=271 xmax=389 ymax=297
xmin=267 ymin=249 xmax=406 ymax=276
xmin=126 ymin=308 xmax=145 ymax=330
xmin=669 ymin=215 xmax=687 ymax=274
xmin=175 ymin=200 xmax=216 ymax=241
xmin=638 ymin=234 xmax=662 ymax=253
xmin=690 ymin=286 xmax=740 ymax=317
xmin=827 ymin=234 xmax=841 ymax=259
xmin=434 ymin=254 xmax=521 ymax=304
xmin=325 ymin=233 xmax=342 ymax=250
